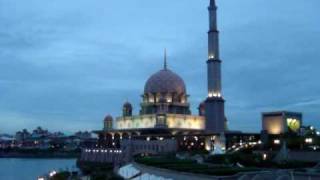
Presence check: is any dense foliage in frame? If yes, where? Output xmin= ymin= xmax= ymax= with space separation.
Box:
xmin=77 ymin=161 xmax=123 ymax=180
xmin=51 ymin=172 xmax=73 ymax=180
xmin=205 ymin=153 xmax=317 ymax=169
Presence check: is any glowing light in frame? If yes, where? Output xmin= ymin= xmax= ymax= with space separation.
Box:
xmin=305 ymin=138 xmax=313 ymax=144
xmin=205 ymin=144 xmax=211 ymax=151
xmin=149 ymin=98 xmax=154 ymax=103
xmin=263 ymin=153 xmax=267 ymax=160
xmin=287 ymin=118 xmax=300 ymax=132
xmin=147 ymin=137 xmax=150 ymax=141
xmin=209 ymin=92 xmax=221 ymax=98
xmin=274 ymin=139 xmax=280 ymax=145
xmin=49 ymin=170 xmax=57 ymax=177
xmin=116 ymin=114 xmax=204 ymax=130
xmin=209 ymin=54 xmax=215 ymax=59
xmin=317 ymin=131 xmax=320 ymax=136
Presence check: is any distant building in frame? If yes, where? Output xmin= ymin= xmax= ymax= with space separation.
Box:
xmin=262 ymin=111 xmax=302 ymax=135
xmin=4 ymin=127 xmax=97 ymax=150
xmin=15 ymin=129 xmax=31 ymax=142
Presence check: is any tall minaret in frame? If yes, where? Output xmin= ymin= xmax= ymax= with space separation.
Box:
xmin=205 ymin=0 xmax=225 ymax=133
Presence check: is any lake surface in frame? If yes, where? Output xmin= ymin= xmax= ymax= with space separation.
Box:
xmin=0 ymin=158 xmax=76 ymax=180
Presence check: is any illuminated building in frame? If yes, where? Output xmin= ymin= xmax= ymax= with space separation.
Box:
xmin=262 ymin=111 xmax=302 ymax=134
xmin=83 ymin=0 xmax=260 ymax=163
xmin=94 ymin=0 xmax=226 ymax=144
xmin=94 ymin=50 xmax=207 ymax=151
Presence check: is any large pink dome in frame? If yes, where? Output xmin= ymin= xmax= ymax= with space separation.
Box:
xmin=144 ymin=69 xmax=186 ymax=94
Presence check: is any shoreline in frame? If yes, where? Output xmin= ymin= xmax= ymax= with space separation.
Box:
xmin=0 ymin=151 xmax=80 ymax=159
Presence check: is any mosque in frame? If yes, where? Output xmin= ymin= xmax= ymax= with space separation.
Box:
xmin=104 ymin=55 xmax=206 ymax=133
xmin=103 ymin=0 xmax=226 ymax=135
xmin=78 ymin=0 xmax=316 ymax=165
xmin=83 ymin=0 xmax=260 ymax=162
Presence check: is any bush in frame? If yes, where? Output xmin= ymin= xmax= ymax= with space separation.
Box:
xmin=77 ymin=161 xmax=113 ymax=173
xmin=52 ymin=172 xmax=71 ymax=180
xmin=77 ymin=160 xmax=123 ymax=180
xmin=135 ymin=156 xmax=260 ymax=176
xmin=206 ymin=153 xmax=316 ymax=169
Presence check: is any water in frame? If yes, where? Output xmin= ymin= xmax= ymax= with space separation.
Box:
xmin=0 ymin=158 xmax=76 ymax=180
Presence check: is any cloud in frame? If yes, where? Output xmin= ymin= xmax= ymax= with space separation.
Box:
xmin=0 ymin=0 xmax=320 ymax=133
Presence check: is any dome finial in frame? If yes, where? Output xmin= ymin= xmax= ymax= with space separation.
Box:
xmin=164 ymin=48 xmax=167 ymax=70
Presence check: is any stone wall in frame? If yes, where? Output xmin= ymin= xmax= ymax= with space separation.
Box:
xmin=80 ymin=148 xmax=126 ymax=163
xmin=80 ymin=139 xmax=177 ymax=163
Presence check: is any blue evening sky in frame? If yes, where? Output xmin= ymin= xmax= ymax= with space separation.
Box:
xmin=0 ymin=0 xmax=319 ymax=134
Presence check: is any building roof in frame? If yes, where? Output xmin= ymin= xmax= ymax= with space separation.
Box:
xmin=144 ymin=69 xmax=186 ymax=94
xmin=104 ymin=115 xmax=113 ymax=121
xmin=262 ymin=111 xmax=302 ymax=117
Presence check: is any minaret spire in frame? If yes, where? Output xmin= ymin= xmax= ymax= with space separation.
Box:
xmin=164 ymin=48 xmax=167 ymax=70
xmin=210 ymin=0 xmax=216 ymax=6
xmin=204 ymin=0 xmax=225 ymax=134
xmin=208 ymin=0 xmax=219 ymax=60
xmin=207 ymin=0 xmax=221 ymax=96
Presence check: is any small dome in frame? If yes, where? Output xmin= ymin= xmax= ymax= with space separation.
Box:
xmin=198 ymin=101 xmax=205 ymax=116
xmin=198 ymin=101 xmax=205 ymax=108
xmin=144 ymin=69 xmax=186 ymax=94
xmin=104 ymin=115 xmax=113 ymax=122
xmin=123 ymin=102 xmax=132 ymax=109
xmin=123 ymin=101 xmax=133 ymax=116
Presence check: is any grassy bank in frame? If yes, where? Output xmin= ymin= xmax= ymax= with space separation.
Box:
xmin=205 ymin=153 xmax=317 ymax=169
xmin=135 ymin=156 xmax=259 ymax=176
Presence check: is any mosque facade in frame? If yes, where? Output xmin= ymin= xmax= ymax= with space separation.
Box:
xmin=101 ymin=0 xmax=223 ymax=132
xmin=79 ymin=0 xmax=314 ymax=165
xmin=86 ymin=0 xmax=260 ymax=161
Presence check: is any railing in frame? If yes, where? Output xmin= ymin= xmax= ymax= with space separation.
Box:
xmin=80 ymin=148 xmax=125 ymax=163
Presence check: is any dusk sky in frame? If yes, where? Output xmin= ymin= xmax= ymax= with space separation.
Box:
xmin=0 ymin=0 xmax=319 ymax=134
